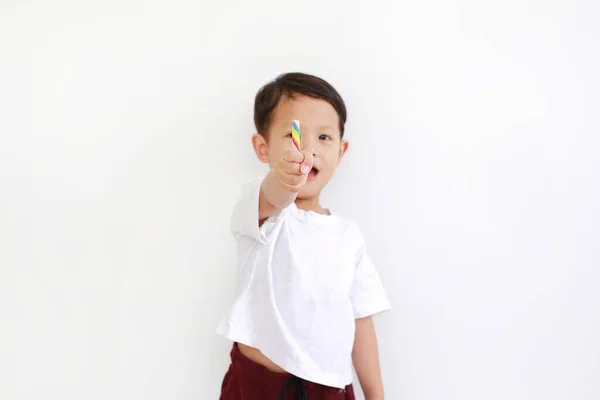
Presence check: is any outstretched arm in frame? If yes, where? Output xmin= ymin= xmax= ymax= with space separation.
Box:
xmin=259 ymin=148 xmax=313 ymax=224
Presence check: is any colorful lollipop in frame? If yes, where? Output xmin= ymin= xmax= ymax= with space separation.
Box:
xmin=291 ymin=120 xmax=301 ymax=151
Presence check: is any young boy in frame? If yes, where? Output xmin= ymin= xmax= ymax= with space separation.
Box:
xmin=217 ymin=73 xmax=391 ymax=399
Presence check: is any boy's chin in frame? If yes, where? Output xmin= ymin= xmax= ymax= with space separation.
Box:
xmin=297 ymin=186 xmax=322 ymax=200
xmin=297 ymin=181 xmax=327 ymax=200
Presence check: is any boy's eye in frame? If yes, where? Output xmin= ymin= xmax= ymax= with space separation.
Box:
xmin=286 ymin=132 xmax=293 ymax=138
xmin=319 ymin=134 xmax=331 ymax=141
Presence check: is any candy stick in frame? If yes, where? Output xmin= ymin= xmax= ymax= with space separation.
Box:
xmin=291 ymin=120 xmax=301 ymax=151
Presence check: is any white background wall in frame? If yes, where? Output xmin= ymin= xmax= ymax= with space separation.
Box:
xmin=1 ymin=1 xmax=599 ymax=399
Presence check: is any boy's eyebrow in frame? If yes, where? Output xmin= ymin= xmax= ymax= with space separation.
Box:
xmin=316 ymin=125 xmax=336 ymax=131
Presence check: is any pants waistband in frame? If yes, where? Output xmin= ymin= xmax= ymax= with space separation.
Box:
xmin=229 ymin=343 xmax=348 ymax=394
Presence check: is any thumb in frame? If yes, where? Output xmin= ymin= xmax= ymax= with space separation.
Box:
xmin=300 ymin=150 xmax=314 ymax=174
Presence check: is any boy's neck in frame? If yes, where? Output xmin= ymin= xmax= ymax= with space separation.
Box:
xmin=295 ymin=196 xmax=329 ymax=215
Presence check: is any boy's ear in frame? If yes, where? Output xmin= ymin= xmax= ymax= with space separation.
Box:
xmin=252 ymin=133 xmax=270 ymax=163
xmin=337 ymin=139 xmax=349 ymax=166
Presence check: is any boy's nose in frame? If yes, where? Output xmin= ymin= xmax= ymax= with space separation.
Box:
xmin=301 ymin=136 xmax=317 ymax=157
xmin=301 ymin=145 xmax=317 ymax=157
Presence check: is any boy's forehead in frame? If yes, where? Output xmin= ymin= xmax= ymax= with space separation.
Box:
xmin=272 ymin=96 xmax=339 ymax=130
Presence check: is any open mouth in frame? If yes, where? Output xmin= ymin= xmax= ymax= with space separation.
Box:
xmin=307 ymin=167 xmax=319 ymax=181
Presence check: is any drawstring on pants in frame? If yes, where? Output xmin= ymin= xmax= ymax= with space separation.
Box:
xmin=280 ymin=376 xmax=307 ymax=400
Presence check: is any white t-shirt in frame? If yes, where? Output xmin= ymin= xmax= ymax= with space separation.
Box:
xmin=216 ymin=177 xmax=391 ymax=388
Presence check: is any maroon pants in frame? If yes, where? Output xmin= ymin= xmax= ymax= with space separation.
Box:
xmin=220 ymin=344 xmax=356 ymax=400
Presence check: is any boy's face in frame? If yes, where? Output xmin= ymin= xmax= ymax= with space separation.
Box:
xmin=253 ymin=95 xmax=348 ymax=200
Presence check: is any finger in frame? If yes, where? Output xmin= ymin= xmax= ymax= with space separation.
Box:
xmin=282 ymin=149 xmax=304 ymax=164
xmin=300 ymin=151 xmax=314 ymax=174
xmin=279 ymin=180 xmax=304 ymax=193
xmin=278 ymin=161 xmax=304 ymax=176
xmin=276 ymin=169 xmax=306 ymax=192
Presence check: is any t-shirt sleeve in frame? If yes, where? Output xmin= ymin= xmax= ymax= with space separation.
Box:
xmin=350 ymin=238 xmax=392 ymax=319
xmin=230 ymin=177 xmax=269 ymax=244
